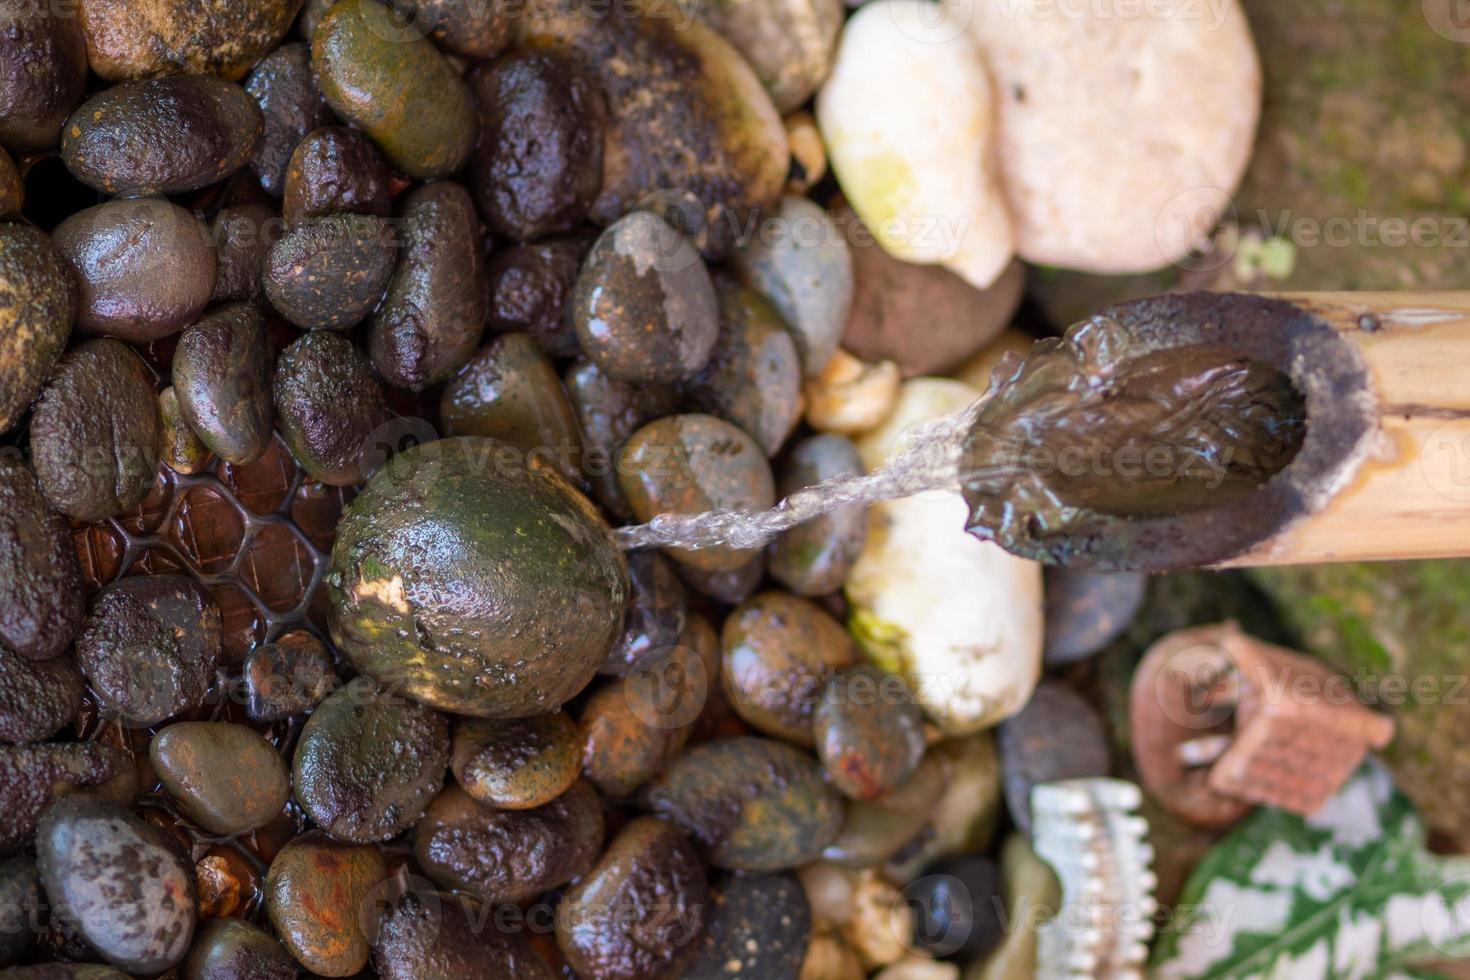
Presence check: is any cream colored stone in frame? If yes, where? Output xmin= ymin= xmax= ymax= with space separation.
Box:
xmin=804 ymin=348 xmax=902 ymax=435
xmin=800 ymin=928 xmax=867 ymax=980
xmin=840 ymin=870 xmax=911 ymax=968
xmin=951 ymin=0 xmax=1261 ymax=274
xmin=877 ymin=959 xmax=961 ymax=980
xmin=817 ymin=0 xmax=1014 ymax=290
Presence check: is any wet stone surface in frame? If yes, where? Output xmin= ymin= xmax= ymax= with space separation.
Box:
xmin=813 ymin=664 xmax=927 ymax=801
xmin=0 ymin=457 xmax=85 ymax=660
xmin=0 ymin=743 xmax=138 ymax=852
xmin=282 ymin=125 xmax=392 ymax=227
xmin=372 ymin=890 xmax=555 ymax=980
xmin=0 ymin=648 xmax=83 ymax=744
xmin=450 ymin=711 xmax=582 ymax=810
xmin=150 ymin=721 xmax=291 ymax=836
xmin=264 ymin=831 xmax=387 ymax=977
xmin=685 ymin=871 xmax=812 ymax=980
xmin=996 ymin=680 xmax=1111 ymax=834
xmin=242 ymin=630 xmax=336 ymax=722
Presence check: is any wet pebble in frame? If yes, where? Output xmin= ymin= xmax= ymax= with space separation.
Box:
xmin=564 ymin=356 xmax=681 ymax=520
xmin=264 ymin=831 xmax=386 ymax=977
xmin=0 ymin=647 xmax=83 ymax=744
xmin=684 ymin=274 xmax=804 ymax=456
xmin=0 ymin=743 xmax=138 ymax=851
xmin=272 ymin=330 xmax=391 ymax=485
xmin=415 ymin=780 xmax=604 ymax=906
xmin=75 ymin=575 xmax=222 ymax=726
xmin=76 ymin=0 xmax=300 ymax=80
xmin=0 ymin=1 xmax=88 ymax=152
xmin=813 ymin=664 xmax=925 ymax=801
xmin=373 ymin=890 xmax=554 ymax=980
xmin=770 ymin=434 xmax=867 ymax=596
xmin=0 ymin=224 xmax=73 ymax=433
xmin=60 ymin=77 xmax=262 ymax=196
xmin=173 ymin=303 xmax=275 ymax=466
xmin=292 ymin=681 xmax=448 ymax=843
xmin=686 ymin=871 xmax=812 ymax=980
xmin=598 ymin=550 xmax=687 ymax=676
xmin=54 ymin=198 xmax=217 ymax=342
xmin=208 ymin=204 xmax=276 ymax=304
xmin=36 ymin=796 xmax=196 ymax=974
xmin=730 ymin=194 xmax=852 ymax=376
xmin=311 ymin=0 xmax=478 ymax=178
xmin=283 ymin=126 xmax=392 ymax=227
xmin=1042 ymin=568 xmax=1147 ymax=666
xmin=619 ymin=413 xmax=776 ymax=572
xmin=820 ymin=754 xmax=947 ymax=868
xmin=0 ymin=855 xmax=40 ymax=966
xmin=556 ymin=816 xmax=708 ymax=980
xmin=884 ymin=735 xmax=1000 ymax=883
xmin=468 ymin=49 xmax=604 ymax=241
xmin=486 ymin=235 xmax=591 ymax=359
xmin=180 ymin=917 xmax=296 ymax=980
xmin=904 ymin=856 xmax=1003 ymax=960
xmin=245 ymin=41 xmax=333 ymax=196
xmin=995 ymin=681 xmax=1110 ymax=834
xmin=721 ymin=591 xmax=857 ymax=746
xmin=263 ymin=213 xmax=396 ymax=331
xmin=0 ymin=458 xmax=85 ymax=660
xmin=151 ymin=721 xmax=290 ymax=836
xmin=159 ymin=387 xmax=213 ymax=475
xmin=573 ymin=211 xmax=719 ymax=384
xmin=242 ymin=630 xmax=336 ymax=722
xmin=439 ymin=332 xmax=583 ymax=485
xmin=644 ymin=735 xmax=844 ymax=870
xmin=450 ymin=712 xmax=581 ymax=810
xmin=369 ymin=180 xmax=488 ymax=391
xmin=415 ymin=0 xmax=513 ymax=57
xmin=701 ymin=0 xmax=841 ymax=110
xmin=29 ymin=339 xmax=161 ymax=522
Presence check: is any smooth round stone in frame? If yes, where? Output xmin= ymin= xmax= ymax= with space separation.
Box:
xmin=905 ymin=856 xmax=1003 ymax=960
xmin=814 ymin=664 xmax=925 ymax=801
xmin=36 ymin=797 xmax=196 ymax=974
xmin=821 ymin=754 xmax=947 ymax=868
xmin=519 ymin=0 xmax=788 ymax=259
xmin=372 ymin=891 xmax=554 ymax=980
xmin=173 ymin=304 xmax=274 ymax=466
xmin=326 ymin=437 xmax=628 ymax=717
xmin=53 ymin=198 xmax=216 ymax=342
xmin=311 ymin=0 xmax=478 ymax=179
xmin=439 ymin=333 xmax=583 ymax=486
xmin=683 ymin=275 xmax=804 ymax=456
xmin=264 ymin=831 xmax=386 ymax=978
xmin=699 ymin=0 xmax=840 ymax=112
xmin=951 ymin=0 xmax=1260 ymax=273
xmin=0 ymin=458 xmax=85 ymax=660
xmin=769 ymin=434 xmax=866 ymax=596
xmin=207 ymin=204 xmax=276 ymax=305
xmin=415 ymin=780 xmax=603 ymax=906
xmin=0 ymin=647 xmax=83 ymax=743
xmin=844 ymin=227 xmax=1023 ymax=377
xmin=242 ymin=630 xmax=336 ymax=722
xmin=369 ymin=180 xmax=488 ymax=392
xmin=75 ymin=575 xmax=221 ymax=727
xmin=721 ymin=591 xmax=857 ymax=746
xmin=272 ymin=330 xmax=391 ymax=486
xmin=0 ymin=225 xmax=76 ymax=435
xmin=180 ymin=916 xmax=296 ymax=980
xmin=564 ymin=356 xmax=681 ymax=520
xmin=76 ymin=0 xmax=299 ymax=80
xmin=246 ymin=42 xmax=333 ymax=196
xmin=598 ymin=550 xmax=687 ymax=677
xmin=817 ymin=0 xmax=1014 ymax=290
xmin=573 ymin=211 xmax=719 ymax=384
xmin=28 ymin=339 xmax=161 ymax=522
xmin=686 ymin=871 xmax=812 ymax=980
xmin=0 ymin=744 xmax=138 ymax=852
xmin=1043 ymin=568 xmax=1147 ymax=666
xmin=618 ymin=413 xmax=777 ymax=573
xmin=60 ymin=77 xmax=262 ymax=196
xmin=292 ymin=681 xmax=449 ymax=843
xmin=450 ymin=712 xmax=581 ymax=810
xmin=644 ymin=736 xmax=844 ymax=871
xmin=995 ymin=681 xmax=1110 ymax=835
xmin=0 ymin=0 xmax=88 ymax=152
xmin=556 ymin=816 xmax=708 ymax=980
xmin=468 ymin=49 xmax=604 ymax=242
xmin=415 ymin=0 xmax=513 ymax=57
xmin=730 ymin=195 xmax=852 ymax=377
xmin=283 ymin=126 xmax=390 ymax=227
xmin=150 ymin=722 xmax=290 ymax=836
xmin=0 ymin=854 xmax=40 ymax=967
xmin=263 ymin=213 xmax=396 ymax=331
xmin=160 ymin=387 xmax=213 ymax=476
xmin=487 ymin=235 xmax=591 ymax=359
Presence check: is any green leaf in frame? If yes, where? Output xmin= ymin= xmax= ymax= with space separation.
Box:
xmin=1151 ymin=765 xmax=1470 ymax=978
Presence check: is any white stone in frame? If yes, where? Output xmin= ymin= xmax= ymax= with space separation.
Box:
xmin=848 ymin=379 xmax=1042 ymax=734
xmin=816 ymin=0 xmax=1014 ymax=290
xmin=950 ymin=0 xmax=1261 ymax=274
